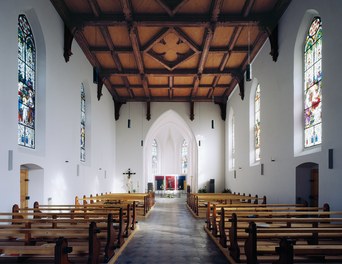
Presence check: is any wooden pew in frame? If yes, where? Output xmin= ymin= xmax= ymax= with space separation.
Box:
xmin=77 ymin=192 xmax=155 ymax=219
xmin=208 ymin=202 xmax=317 ymax=238
xmin=31 ymin=201 xmax=135 ymax=238
xmin=244 ymin=221 xmax=342 ymax=264
xmin=0 ymin=206 xmax=126 ymax=263
xmin=187 ymin=193 xmax=266 ymax=218
xmin=216 ymin=210 xmax=342 ymax=263
xmin=0 ymin=222 xmax=103 ymax=264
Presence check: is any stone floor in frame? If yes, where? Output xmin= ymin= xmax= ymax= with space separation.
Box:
xmin=115 ymin=196 xmax=228 ymax=264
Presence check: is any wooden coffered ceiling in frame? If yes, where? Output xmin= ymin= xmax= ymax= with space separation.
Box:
xmin=50 ymin=0 xmax=291 ymax=120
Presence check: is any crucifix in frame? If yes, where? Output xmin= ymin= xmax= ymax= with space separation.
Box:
xmin=123 ymin=168 xmax=136 ymax=193
xmin=123 ymin=168 xmax=136 ymax=179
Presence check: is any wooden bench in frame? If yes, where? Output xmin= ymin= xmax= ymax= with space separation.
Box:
xmin=0 ymin=222 xmax=102 ymax=263
xmin=213 ymin=209 xmax=342 ymax=263
xmin=30 ymin=201 xmax=136 ymax=238
xmin=244 ymin=221 xmax=342 ymax=263
xmin=187 ymin=193 xmax=266 ymax=218
xmin=77 ymin=192 xmax=155 ymax=219
xmin=1 ymin=205 xmax=127 ymax=263
xmin=208 ymin=202 xmax=321 ymax=239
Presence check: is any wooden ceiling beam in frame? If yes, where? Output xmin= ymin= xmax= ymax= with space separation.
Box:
xmin=173 ymin=27 xmax=200 ymax=52
xmin=168 ymin=76 xmax=173 ymax=100
xmin=192 ymin=0 xmax=222 ymax=99
xmin=121 ymin=0 xmax=151 ymax=99
xmin=90 ymin=45 xmax=247 ymax=54
xmin=78 ymin=14 xmax=261 ymax=27
xmin=121 ymin=96 xmax=223 ymax=103
xmin=142 ymin=27 xmax=170 ymax=52
xmin=155 ymin=0 xmax=190 ymax=17
xmin=113 ymin=84 xmax=229 ymax=89
xmin=103 ymin=67 xmax=238 ymax=76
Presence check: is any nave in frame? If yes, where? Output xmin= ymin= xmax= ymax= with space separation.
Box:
xmin=116 ymin=196 xmax=227 ymax=264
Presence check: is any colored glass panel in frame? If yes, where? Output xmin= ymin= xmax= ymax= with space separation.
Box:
xmin=254 ymin=84 xmax=261 ymax=161
xmin=18 ymin=15 xmax=36 ymax=148
xmin=152 ymin=139 xmax=158 ymax=175
xmin=80 ymin=84 xmax=86 ymax=162
xmin=231 ymin=114 xmax=235 ymax=169
xmin=181 ymin=139 xmax=188 ymax=174
xmin=304 ymin=17 xmax=322 ymax=148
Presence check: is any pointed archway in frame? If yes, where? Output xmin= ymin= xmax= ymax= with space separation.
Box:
xmin=142 ymin=110 xmax=198 ymax=192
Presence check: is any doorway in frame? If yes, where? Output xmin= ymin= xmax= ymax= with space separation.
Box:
xmin=295 ymin=162 xmax=319 ymax=207
xmin=20 ymin=168 xmax=29 ymax=208
xmin=20 ymin=164 xmax=44 ymax=208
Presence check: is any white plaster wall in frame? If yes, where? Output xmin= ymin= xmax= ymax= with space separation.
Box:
xmin=115 ymin=102 xmax=225 ymax=193
xmin=226 ymin=0 xmax=342 ymax=209
xmin=0 ymin=0 xmax=116 ymax=211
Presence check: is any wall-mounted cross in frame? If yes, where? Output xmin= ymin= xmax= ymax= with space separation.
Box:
xmin=123 ymin=168 xmax=136 ymax=179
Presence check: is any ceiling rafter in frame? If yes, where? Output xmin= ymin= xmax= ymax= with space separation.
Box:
xmin=155 ymin=0 xmax=190 ymax=17
xmin=77 ymin=13 xmax=262 ymax=27
xmin=102 ymin=67 xmax=239 ymax=77
xmin=121 ymin=0 xmax=151 ymax=100
xmin=86 ymin=0 xmax=133 ymax=100
xmin=192 ymin=0 xmax=223 ymax=99
xmin=51 ymin=0 xmax=292 ymax=114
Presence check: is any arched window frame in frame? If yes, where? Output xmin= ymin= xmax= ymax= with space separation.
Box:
xmin=228 ymin=108 xmax=235 ymax=171
xmin=80 ymin=83 xmax=86 ymax=162
xmin=254 ymin=84 xmax=261 ymax=161
xmin=181 ymin=139 xmax=188 ymax=174
xmin=18 ymin=14 xmax=36 ymax=149
xmin=152 ymin=139 xmax=158 ymax=175
xmin=304 ymin=17 xmax=322 ymax=148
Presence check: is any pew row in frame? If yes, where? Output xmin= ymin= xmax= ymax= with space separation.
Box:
xmin=0 ymin=223 xmax=101 ymax=263
xmin=0 ymin=205 xmax=130 ymax=263
xmin=76 ymin=192 xmax=155 ymax=219
xmin=27 ymin=201 xmax=136 ymax=238
xmin=187 ymin=192 xmax=266 ymax=218
xmin=205 ymin=205 xmax=342 ymax=263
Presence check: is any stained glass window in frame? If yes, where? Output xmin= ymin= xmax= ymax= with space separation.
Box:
xmin=181 ymin=139 xmax=188 ymax=174
xmin=80 ymin=84 xmax=86 ymax=162
xmin=304 ymin=17 xmax=322 ymax=148
xmin=231 ymin=114 xmax=235 ymax=169
xmin=18 ymin=15 xmax=36 ymax=148
xmin=254 ymin=84 xmax=261 ymax=161
xmin=152 ymin=139 xmax=158 ymax=175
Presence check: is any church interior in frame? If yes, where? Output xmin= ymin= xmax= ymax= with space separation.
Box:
xmin=1 ymin=0 xmax=342 ymax=263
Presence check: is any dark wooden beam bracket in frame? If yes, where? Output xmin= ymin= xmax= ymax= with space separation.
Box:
xmin=190 ymin=101 xmax=195 ymax=121
xmin=146 ymin=101 xmax=151 ymax=121
xmin=63 ymin=24 xmax=74 ymax=62
xmin=114 ymin=100 xmax=125 ymax=121
xmin=215 ymin=101 xmax=227 ymax=121
xmin=267 ymin=24 xmax=279 ymax=62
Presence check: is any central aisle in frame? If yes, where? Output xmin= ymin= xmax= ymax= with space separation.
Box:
xmin=115 ymin=196 xmax=227 ymax=264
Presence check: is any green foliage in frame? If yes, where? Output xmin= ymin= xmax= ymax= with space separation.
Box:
xmin=198 ymin=187 xmax=207 ymax=193
xmin=222 ymin=188 xmax=232 ymax=193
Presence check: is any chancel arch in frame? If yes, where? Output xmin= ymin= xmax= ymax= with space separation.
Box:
xmin=143 ymin=110 xmax=198 ymax=192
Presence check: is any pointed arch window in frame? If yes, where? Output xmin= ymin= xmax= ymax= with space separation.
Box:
xmin=230 ymin=113 xmax=235 ymax=170
xmin=18 ymin=14 xmax=36 ymax=148
xmin=254 ymin=84 xmax=261 ymax=161
xmin=181 ymin=139 xmax=188 ymax=174
xmin=80 ymin=84 xmax=86 ymax=162
xmin=304 ymin=17 xmax=322 ymax=148
xmin=152 ymin=139 xmax=158 ymax=175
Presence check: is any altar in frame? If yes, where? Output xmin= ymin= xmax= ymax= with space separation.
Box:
xmin=154 ymin=175 xmax=186 ymax=197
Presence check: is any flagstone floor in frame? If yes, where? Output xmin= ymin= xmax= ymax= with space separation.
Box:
xmin=115 ymin=195 xmax=228 ymax=264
